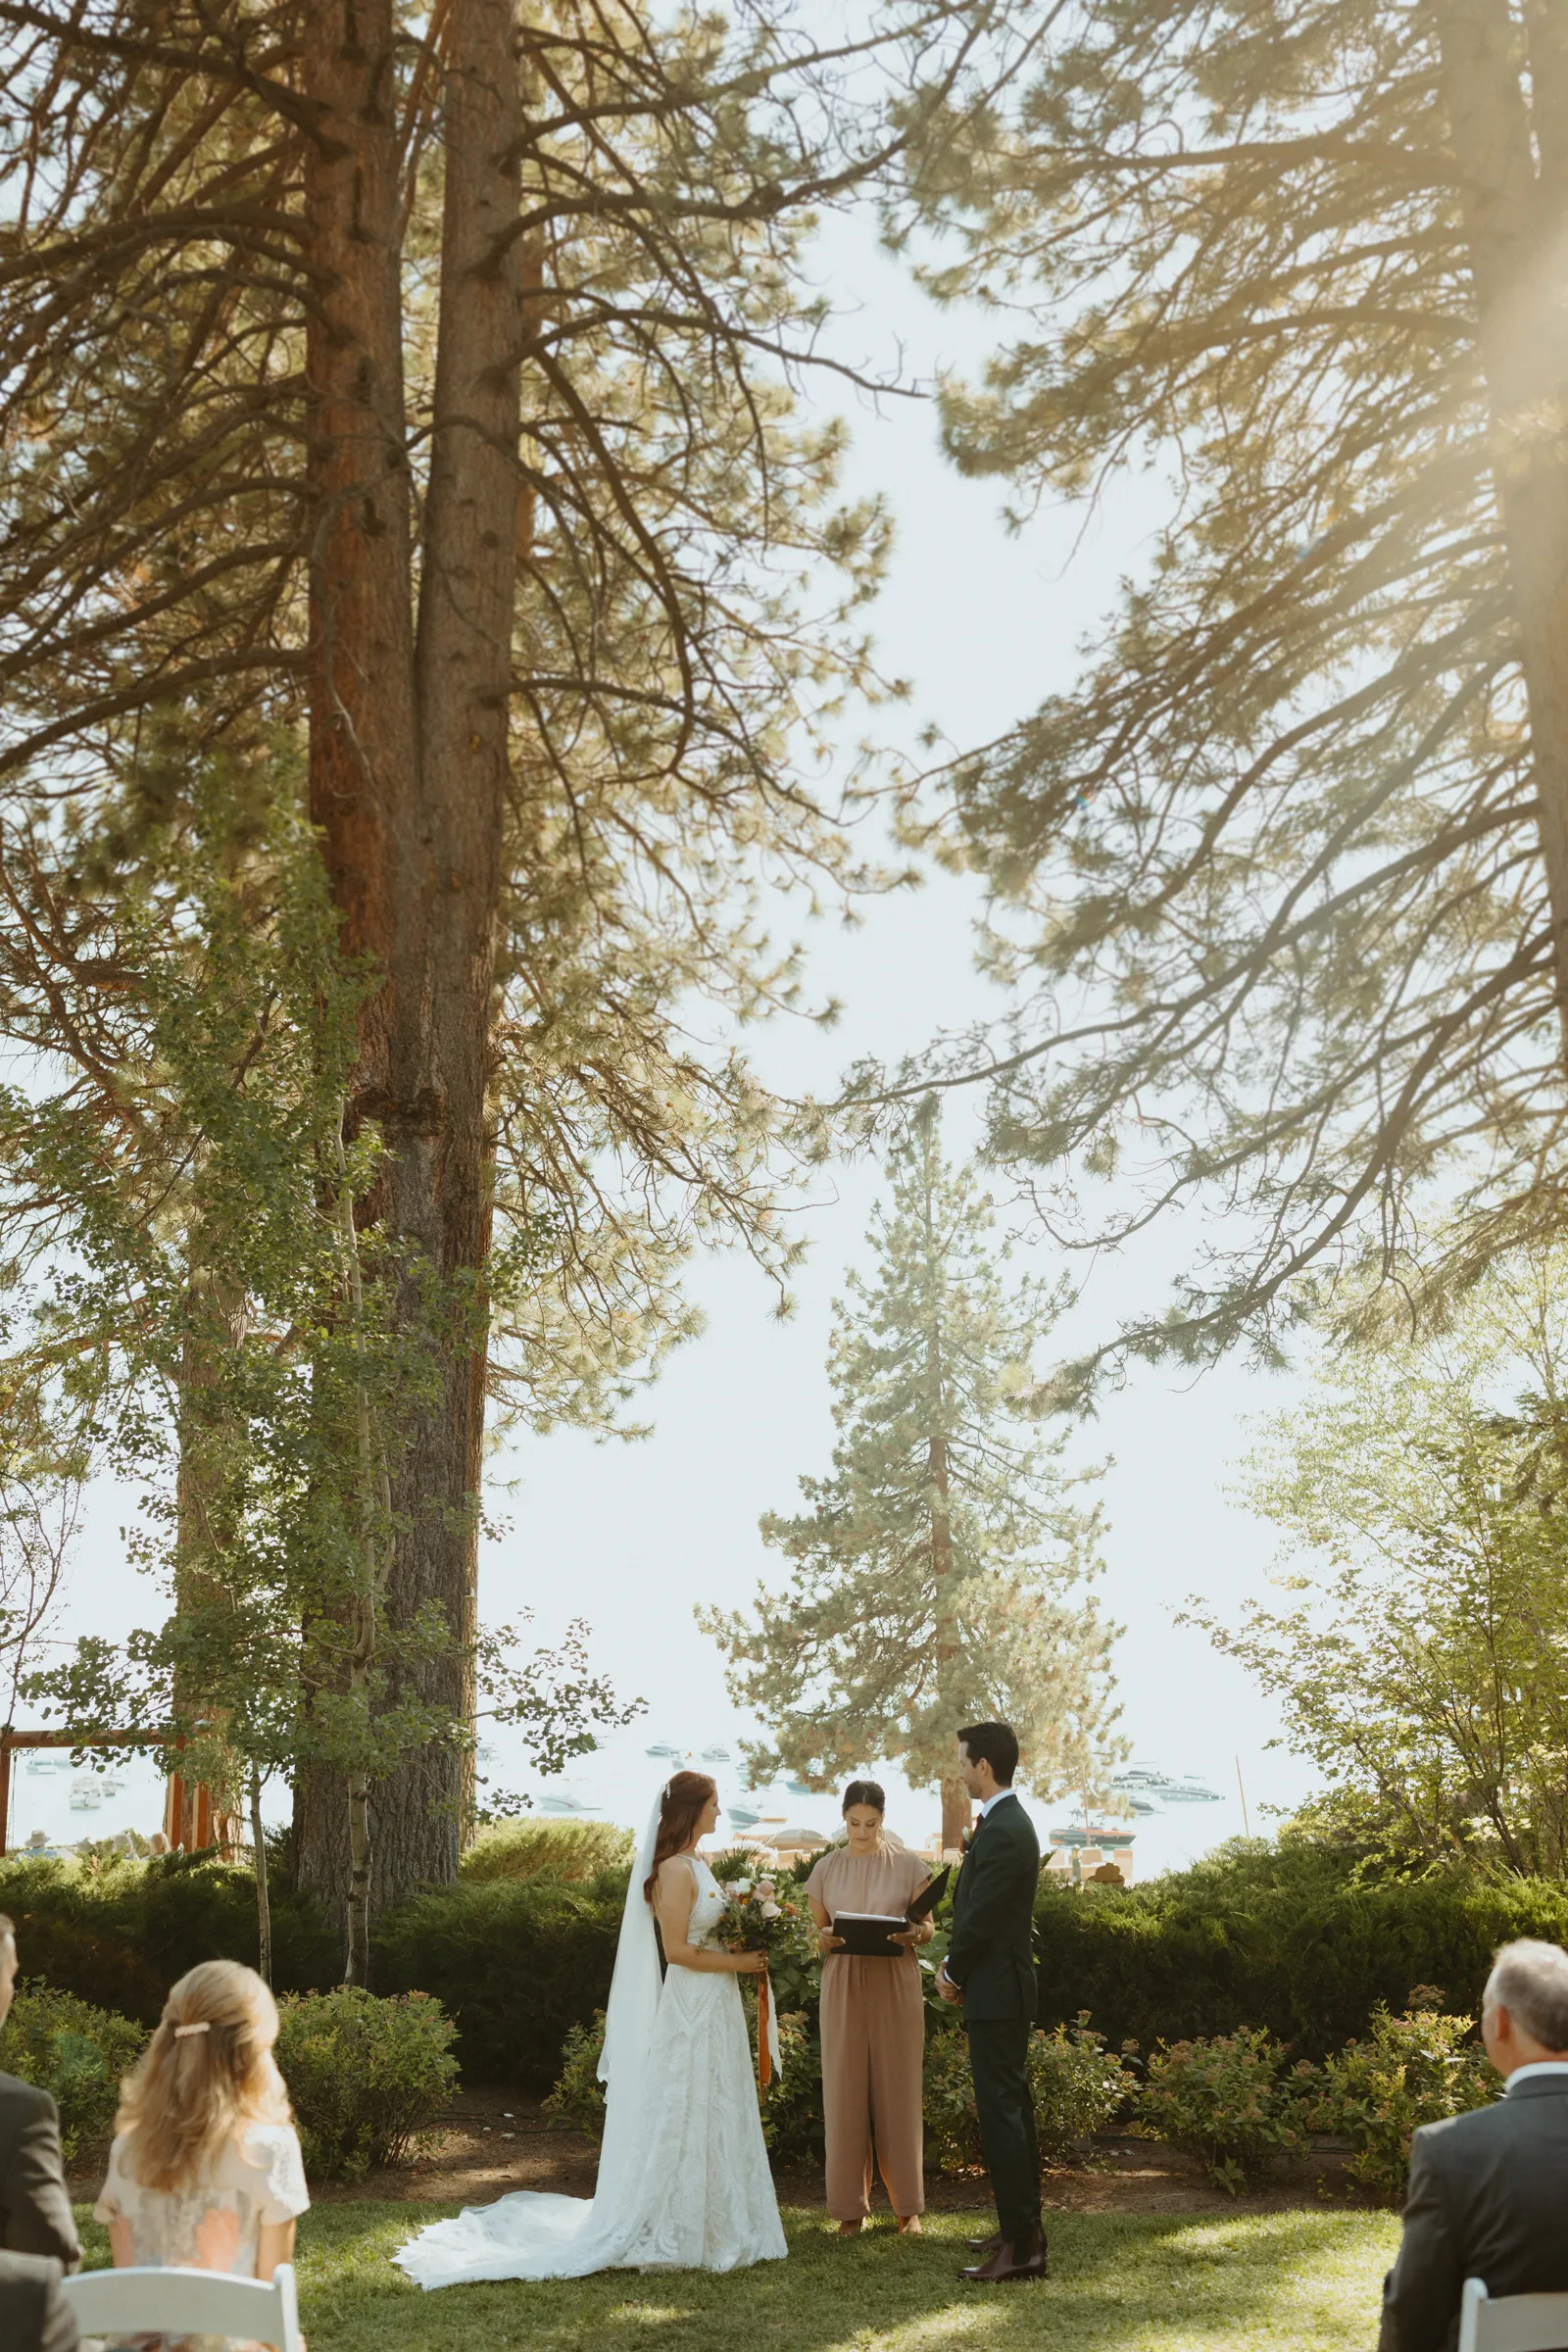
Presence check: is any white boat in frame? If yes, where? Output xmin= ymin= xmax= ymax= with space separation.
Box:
xmin=24 ymin=1756 xmax=65 ymax=1777
xmin=69 ymin=1779 xmax=104 ymax=1811
xmin=700 ymin=1744 xmax=731 ymax=1763
xmin=644 ymin=1742 xmax=682 ymax=1760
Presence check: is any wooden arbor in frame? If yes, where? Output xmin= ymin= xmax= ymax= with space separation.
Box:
xmin=0 ymin=1725 xmax=235 ymax=1857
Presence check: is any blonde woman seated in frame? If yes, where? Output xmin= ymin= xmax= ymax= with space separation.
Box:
xmin=95 ymin=1959 xmax=309 ymax=2317
xmin=807 ymin=1782 xmax=933 ymax=2236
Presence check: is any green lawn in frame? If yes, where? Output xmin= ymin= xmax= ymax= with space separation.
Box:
xmin=76 ymin=2201 xmax=1400 ymax=2351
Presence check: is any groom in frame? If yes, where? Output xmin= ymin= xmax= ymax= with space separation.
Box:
xmin=936 ymin=1721 xmax=1047 ymax=2283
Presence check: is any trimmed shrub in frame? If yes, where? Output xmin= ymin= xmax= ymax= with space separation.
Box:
xmin=1035 ymin=1842 xmax=1568 ymax=2060
xmin=1306 ymin=1994 xmax=1494 ymax=2195
xmin=463 ymin=1820 xmax=634 ymax=1884
xmin=1135 ymin=2028 xmax=1308 ymax=2194
xmin=0 ymin=1853 xmax=339 ymax=2025
xmin=275 ymin=1987 xmax=458 ymax=2182
xmin=0 ymin=1983 xmax=147 ymax=2163
xmin=921 ymin=2016 xmax=1133 ymax=2174
xmin=373 ymin=1871 xmax=624 ymax=2085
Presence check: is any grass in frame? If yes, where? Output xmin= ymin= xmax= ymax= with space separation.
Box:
xmin=75 ymin=2200 xmax=1400 ymax=2351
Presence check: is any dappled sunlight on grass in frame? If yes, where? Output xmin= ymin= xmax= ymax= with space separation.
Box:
xmin=76 ymin=2197 xmax=1400 ymax=2352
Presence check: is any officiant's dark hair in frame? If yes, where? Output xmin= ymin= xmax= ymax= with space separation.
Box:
xmin=645 ymin=1771 xmax=717 ymax=1902
xmin=842 ymin=1781 xmax=885 ymax=1814
xmin=958 ymin=1721 xmax=1019 ymax=1784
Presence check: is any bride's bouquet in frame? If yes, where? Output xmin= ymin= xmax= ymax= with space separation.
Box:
xmin=715 ymin=1870 xmax=810 ymax=1963
xmin=714 ymin=1869 xmax=812 ymax=2091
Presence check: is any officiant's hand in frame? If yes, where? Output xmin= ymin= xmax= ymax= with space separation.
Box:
xmin=889 ymin=1923 xmax=933 ymax=1950
xmin=817 ymin=1927 xmax=846 ymax=1954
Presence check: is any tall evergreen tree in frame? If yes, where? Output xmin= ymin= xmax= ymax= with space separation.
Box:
xmin=0 ymin=0 xmax=1021 ymax=1910
xmin=703 ymin=1103 xmax=1121 ymax=1849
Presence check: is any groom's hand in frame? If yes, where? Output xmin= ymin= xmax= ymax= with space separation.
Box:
xmin=935 ymin=1964 xmax=961 ymax=2005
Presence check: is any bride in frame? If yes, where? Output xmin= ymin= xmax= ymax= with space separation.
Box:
xmin=396 ymin=1770 xmax=788 ymax=2285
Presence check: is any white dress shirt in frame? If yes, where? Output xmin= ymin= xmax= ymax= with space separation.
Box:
xmin=1504 ymin=2060 xmax=1568 ymax=2092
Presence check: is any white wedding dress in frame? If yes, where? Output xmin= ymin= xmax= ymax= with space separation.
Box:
xmin=396 ymin=1821 xmax=787 ymax=2287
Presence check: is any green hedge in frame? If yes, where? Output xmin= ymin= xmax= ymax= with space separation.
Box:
xmin=373 ymin=1869 xmax=625 ymax=2085
xmin=0 ymin=1853 xmax=341 ymax=2026
xmin=1034 ymin=1842 xmax=1568 ymax=2058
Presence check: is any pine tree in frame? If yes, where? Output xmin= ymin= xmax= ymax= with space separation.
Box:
xmin=702 ymin=1102 xmax=1121 ymax=1851
xmin=870 ymin=0 xmax=1568 ymax=1378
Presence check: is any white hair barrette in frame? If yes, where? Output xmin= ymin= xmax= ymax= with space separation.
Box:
xmin=173 ymin=2022 xmax=211 ymax=2039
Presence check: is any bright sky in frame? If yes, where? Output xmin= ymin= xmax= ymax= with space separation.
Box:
xmin=13 ymin=212 xmax=1321 ymax=1879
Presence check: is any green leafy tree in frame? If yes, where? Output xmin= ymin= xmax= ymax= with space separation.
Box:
xmin=703 ymin=1103 xmax=1121 ymax=1849
xmin=871 ymin=0 xmax=1568 ymax=1382
xmin=1189 ymin=1244 xmax=1568 ymax=1875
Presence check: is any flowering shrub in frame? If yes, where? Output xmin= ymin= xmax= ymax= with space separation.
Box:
xmin=1136 ymin=2027 xmax=1307 ymax=2193
xmin=1305 ymin=1994 xmax=1494 ymax=2196
xmin=0 ymin=1981 xmax=146 ymax=2162
xmin=545 ymin=2008 xmax=608 ymax=2141
xmin=275 ymin=1986 xmax=458 ymax=2181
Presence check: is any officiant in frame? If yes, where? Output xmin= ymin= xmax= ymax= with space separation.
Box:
xmin=806 ymin=1782 xmax=934 ymax=2236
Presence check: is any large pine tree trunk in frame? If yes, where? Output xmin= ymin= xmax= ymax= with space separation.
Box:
xmin=1434 ymin=0 xmax=1568 ymax=1047
xmin=294 ymin=0 xmax=522 ymax=1922
xmin=374 ymin=0 xmax=522 ymax=1897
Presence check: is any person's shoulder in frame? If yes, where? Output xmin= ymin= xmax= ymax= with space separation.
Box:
xmin=237 ymin=2120 xmax=304 ymax=2161
xmin=0 ymin=2070 xmax=57 ymax=2124
xmin=1410 ymin=2096 xmax=1512 ymax=2165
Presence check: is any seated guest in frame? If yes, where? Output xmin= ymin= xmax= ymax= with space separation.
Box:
xmin=1380 ymin=1937 xmax=1568 ymax=2352
xmin=0 ymin=2250 xmax=79 ymax=2352
xmin=95 ymin=1959 xmax=309 ymax=2283
xmin=0 ymin=1914 xmax=81 ymax=2269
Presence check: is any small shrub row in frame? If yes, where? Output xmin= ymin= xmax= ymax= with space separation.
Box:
xmin=0 ymin=1978 xmax=456 ymax=2182
xmin=0 ymin=1984 xmax=148 ymax=2162
xmin=1132 ymin=1994 xmax=1494 ymax=2195
xmin=546 ymin=2007 xmax=1133 ymax=2175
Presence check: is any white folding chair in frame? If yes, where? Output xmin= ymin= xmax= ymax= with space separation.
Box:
xmin=59 ymin=2260 xmax=302 ymax=2352
xmin=1458 ymin=2278 xmax=1568 ymax=2352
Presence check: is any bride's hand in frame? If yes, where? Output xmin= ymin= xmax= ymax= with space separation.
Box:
xmin=734 ymin=1949 xmax=767 ymax=1974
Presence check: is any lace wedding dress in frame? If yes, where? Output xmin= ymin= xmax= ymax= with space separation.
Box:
xmin=396 ymin=1831 xmax=787 ymax=2286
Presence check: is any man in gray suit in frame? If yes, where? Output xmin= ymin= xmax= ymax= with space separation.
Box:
xmin=0 ymin=2251 xmax=79 ymax=2352
xmin=1380 ymin=1937 xmax=1568 ymax=2352
xmin=0 ymin=1915 xmax=80 ymax=2272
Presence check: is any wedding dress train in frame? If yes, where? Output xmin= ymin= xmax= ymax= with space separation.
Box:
xmin=395 ymin=1839 xmax=787 ymax=2286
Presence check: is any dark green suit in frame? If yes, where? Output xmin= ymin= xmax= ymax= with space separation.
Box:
xmin=945 ymin=1790 xmax=1041 ymax=2249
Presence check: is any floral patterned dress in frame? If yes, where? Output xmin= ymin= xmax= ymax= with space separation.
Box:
xmin=94 ymin=2122 xmax=310 ymax=2349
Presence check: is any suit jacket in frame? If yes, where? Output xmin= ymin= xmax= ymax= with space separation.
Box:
xmin=0 ymin=2073 xmax=80 ymax=2272
xmin=943 ymin=1790 xmax=1040 ymax=2022
xmin=1379 ymin=2071 xmax=1568 ymax=2352
xmin=0 ymin=2251 xmax=79 ymax=2352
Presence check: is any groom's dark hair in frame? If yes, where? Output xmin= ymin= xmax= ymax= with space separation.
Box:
xmin=958 ymin=1721 xmax=1019 ymax=1785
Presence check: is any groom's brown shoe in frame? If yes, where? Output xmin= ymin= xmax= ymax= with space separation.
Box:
xmin=959 ymin=2226 xmax=1049 ymax=2282
xmin=965 ymin=2231 xmax=1002 ymax=2253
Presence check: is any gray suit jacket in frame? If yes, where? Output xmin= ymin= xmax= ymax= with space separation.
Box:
xmin=1379 ymin=2072 xmax=1568 ymax=2352
xmin=0 ymin=2073 xmax=80 ymax=2271
xmin=0 ymin=2251 xmax=79 ymax=2352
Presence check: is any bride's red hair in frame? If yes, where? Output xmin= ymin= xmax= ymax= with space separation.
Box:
xmin=644 ymin=1771 xmax=717 ymax=1902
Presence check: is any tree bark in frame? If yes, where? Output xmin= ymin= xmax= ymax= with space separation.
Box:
xmin=371 ymin=0 xmax=522 ymax=1898
xmin=940 ymin=1774 xmax=973 ymax=1854
xmin=1433 ymin=0 xmax=1568 ymax=1054
xmin=294 ymin=0 xmax=523 ymax=1917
